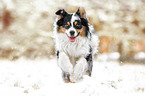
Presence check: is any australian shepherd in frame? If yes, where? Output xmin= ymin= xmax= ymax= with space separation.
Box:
xmin=54 ymin=8 xmax=99 ymax=83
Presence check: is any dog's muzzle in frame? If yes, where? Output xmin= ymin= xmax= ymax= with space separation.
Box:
xmin=68 ymin=32 xmax=80 ymax=42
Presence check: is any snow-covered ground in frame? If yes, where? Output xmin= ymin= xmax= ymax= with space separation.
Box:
xmin=0 ymin=58 xmax=145 ymax=96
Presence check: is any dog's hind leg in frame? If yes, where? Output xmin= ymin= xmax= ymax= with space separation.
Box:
xmin=85 ymin=53 xmax=93 ymax=76
xmin=56 ymin=50 xmax=59 ymax=58
xmin=58 ymin=52 xmax=73 ymax=82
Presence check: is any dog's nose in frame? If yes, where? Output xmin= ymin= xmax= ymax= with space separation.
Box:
xmin=70 ymin=31 xmax=75 ymax=36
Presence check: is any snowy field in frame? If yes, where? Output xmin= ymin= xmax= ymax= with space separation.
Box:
xmin=0 ymin=57 xmax=145 ymax=96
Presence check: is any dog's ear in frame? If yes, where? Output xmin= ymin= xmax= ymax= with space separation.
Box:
xmin=55 ymin=9 xmax=68 ymax=19
xmin=76 ymin=7 xmax=86 ymax=19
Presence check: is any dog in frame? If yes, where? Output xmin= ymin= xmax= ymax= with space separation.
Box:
xmin=54 ymin=8 xmax=99 ymax=83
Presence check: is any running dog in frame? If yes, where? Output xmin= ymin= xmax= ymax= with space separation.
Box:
xmin=54 ymin=8 xmax=99 ymax=83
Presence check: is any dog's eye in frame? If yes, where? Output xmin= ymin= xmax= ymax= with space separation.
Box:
xmin=64 ymin=24 xmax=70 ymax=29
xmin=76 ymin=23 xmax=80 ymax=26
xmin=63 ymin=22 xmax=71 ymax=29
xmin=74 ymin=21 xmax=82 ymax=29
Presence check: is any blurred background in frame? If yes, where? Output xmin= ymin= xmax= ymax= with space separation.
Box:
xmin=0 ymin=0 xmax=145 ymax=63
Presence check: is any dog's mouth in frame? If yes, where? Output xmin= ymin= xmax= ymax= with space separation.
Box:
xmin=68 ymin=32 xmax=80 ymax=42
xmin=69 ymin=36 xmax=76 ymax=42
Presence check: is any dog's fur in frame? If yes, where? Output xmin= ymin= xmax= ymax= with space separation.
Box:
xmin=54 ymin=8 xmax=99 ymax=83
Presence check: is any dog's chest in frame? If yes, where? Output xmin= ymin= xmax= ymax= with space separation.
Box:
xmin=56 ymin=34 xmax=89 ymax=57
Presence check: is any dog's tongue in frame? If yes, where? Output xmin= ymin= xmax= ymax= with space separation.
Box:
xmin=69 ymin=37 xmax=76 ymax=42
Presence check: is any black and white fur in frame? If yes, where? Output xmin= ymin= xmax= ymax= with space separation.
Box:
xmin=54 ymin=8 xmax=99 ymax=83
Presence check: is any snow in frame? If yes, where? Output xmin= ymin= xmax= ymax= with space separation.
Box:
xmin=0 ymin=58 xmax=145 ymax=96
xmin=134 ymin=52 xmax=145 ymax=59
xmin=97 ymin=52 xmax=120 ymax=61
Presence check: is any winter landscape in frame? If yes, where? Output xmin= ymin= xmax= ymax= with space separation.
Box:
xmin=0 ymin=0 xmax=145 ymax=96
xmin=0 ymin=57 xmax=145 ymax=96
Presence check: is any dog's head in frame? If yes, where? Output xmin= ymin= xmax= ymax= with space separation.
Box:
xmin=55 ymin=8 xmax=89 ymax=42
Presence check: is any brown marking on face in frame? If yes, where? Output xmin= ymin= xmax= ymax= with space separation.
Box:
xmin=76 ymin=26 xmax=86 ymax=37
xmin=57 ymin=26 xmax=67 ymax=33
xmin=67 ymin=22 xmax=70 ymax=26
xmin=74 ymin=21 xmax=81 ymax=28
xmin=74 ymin=21 xmax=77 ymax=25
xmin=64 ymin=22 xmax=71 ymax=29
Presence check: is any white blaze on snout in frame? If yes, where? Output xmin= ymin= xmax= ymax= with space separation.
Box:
xmin=66 ymin=27 xmax=77 ymax=36
xmin=65 ymin=13 xmax=80 ymax=37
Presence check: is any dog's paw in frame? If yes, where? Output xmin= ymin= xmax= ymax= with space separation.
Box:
xmin=70 ymin=57 xmax=88 ymax=82
xmin=70 ymin=74 xmax=79 ymax=83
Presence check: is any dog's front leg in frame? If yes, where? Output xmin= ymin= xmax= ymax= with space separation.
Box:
xmin=70 ymin=57 xmax=88 ymax=82
xmin=58 ymin=52 xmax=73 ymax=82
